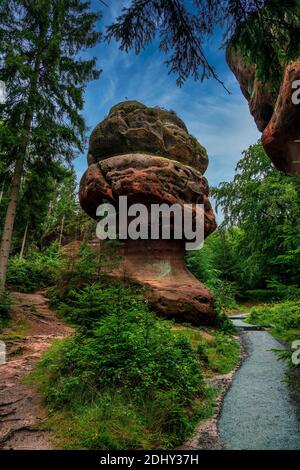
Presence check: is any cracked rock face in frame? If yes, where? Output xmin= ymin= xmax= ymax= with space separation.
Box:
xmin=227 ymin=48 xmax=300 ymax=175
xmin=88 ymin=101 xmax=208 ymax=174
xmin=79 ymin=102 xmax=217 ymax=325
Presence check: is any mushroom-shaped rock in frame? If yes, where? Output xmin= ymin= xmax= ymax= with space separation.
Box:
xmin=79 ymin=102 xmax=217 ymax=325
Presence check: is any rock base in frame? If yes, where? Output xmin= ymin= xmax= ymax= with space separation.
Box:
xmin=92 ymin=239 xmax=216 ymax=326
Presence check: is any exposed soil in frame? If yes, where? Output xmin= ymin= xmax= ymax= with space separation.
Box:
xmin=0 ymin=291 xmax=71 ymax=450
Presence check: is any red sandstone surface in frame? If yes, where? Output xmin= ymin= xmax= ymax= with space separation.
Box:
xmin=227 ymin=48 xmax=300 ymax=175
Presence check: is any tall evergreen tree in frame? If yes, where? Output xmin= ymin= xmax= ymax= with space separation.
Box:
xmin=15 ymin=160 xmax=72 ymax=254
xmin=0 ymin=0 xmax=101 ymax=289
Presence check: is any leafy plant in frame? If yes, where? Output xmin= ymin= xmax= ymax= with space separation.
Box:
xmin=246 ymin=301 xmax=300 ymax=341
xmin=6 ymin=242 xmax=63 ymax=292
xmin=57 ymin=284 xmax=147 ymax=331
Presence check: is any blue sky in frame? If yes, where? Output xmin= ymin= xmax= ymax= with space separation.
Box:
xmin=75 ymin=0 xmax=260 ymax=190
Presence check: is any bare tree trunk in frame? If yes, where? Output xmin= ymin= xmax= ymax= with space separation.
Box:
xmin=0 ymin=180 xmax=5 ymax=205
xmin=59 ymin=214 xmax=65 ymax=248
xmin=19 ymin=222 xmax=29 ymax=259
xmin=0 ymin=156 xmax=26 ymax=289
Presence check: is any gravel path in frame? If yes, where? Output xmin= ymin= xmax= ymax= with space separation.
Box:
xmin=219 ymin=318 xmax=300 ymax=450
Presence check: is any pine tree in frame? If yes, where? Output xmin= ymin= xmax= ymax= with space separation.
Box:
xmin=106 ymin=0 xmax=300 ymax=87
xmin=0 ymin=0 xmax=101 ymax=289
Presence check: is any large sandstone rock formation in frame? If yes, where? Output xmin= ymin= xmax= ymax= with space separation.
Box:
xmin=79 ymin=101 xmax=217 ymax=325
xmin=227 ymin=47 xmax=300 ymax=175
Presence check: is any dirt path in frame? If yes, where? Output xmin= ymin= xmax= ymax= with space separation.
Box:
xmin=0 ymin=291 xmax=71 ymax=450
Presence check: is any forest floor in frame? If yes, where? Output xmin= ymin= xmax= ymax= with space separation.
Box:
xmin=3 ymin=295 xmax=298 ymax=450
xmin=0 ymin=291 xmax=71 ymax=450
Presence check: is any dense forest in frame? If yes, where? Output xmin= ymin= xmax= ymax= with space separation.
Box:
xmin=187 ymin=142 xmax=300 ymax=305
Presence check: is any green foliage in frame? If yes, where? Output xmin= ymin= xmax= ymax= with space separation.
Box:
xmin=266 ymin=279 xmax=300 ymax=301
xmin=41 ymin=168 xmax=82 ymax=248
xmin=243 ymin=289 xmax=284 ymax=302
xmin=247 ymin=301 xmax=300 ymax=341
xmin=0 ymin=0 xmax=101 ymax=163
xmin=0 ymin=289 xmax=11 ymax=329
xmin=58 ymin=244 xmax=98 ymax=289
xmin=56 ymin=284 xmax=147 ymax=331
xmin=175 ymin=328 xmax=239 ymax=374
xmin=57 ymin=242 xmax=122 ymax=291
xmin=212 ymin=142 xmax=300 ymax=293
xmin=202 ymin=332 xmax=239 ymax=374
xmin=209 ymin=280 xmax=238 ymax=313
xmin=186 ymin=229 xmax=239 ymax=312
xmin=232 ymin=1 xmax=300 ymax=90
xmin=6 ymin=242 xmax=63 ymax=292
xmin=30 ymin=296 xmax=212 ymax=449
xmin=216 ymin=312 xmax=236 ymax=334
xmin=40 ymin=317 xmax=203 ymax=404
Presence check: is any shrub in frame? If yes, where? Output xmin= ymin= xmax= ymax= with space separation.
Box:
xmin=57 ymin=242 xmax=122 ymax=290
xmin=208 ymin=279 xmax=238 ymax=312
xmin=247 ymin=301 xmax=300 ymax=341
xmin=266 ymin=279 xmax=300 ymax=301
xmin=243 ymin=289 xmax=284 ymax=302
xmin=6 ymin=243 xmax=63 ymax=292
xmin=205 ymin=332 xmax=239 ymax=374
xmin=196 ymin=340 xmax=210 ymax=364
xmin=38 ymin=309 xmax=204 ymax=405
xmin=31 ymin=303 xmax=210 ymax=448
xmin=56 ymin=284 xmax=147 ymax=330
xmin=195 ymin=333 xmax=239 ymax=374
xmin=216 ymin=312 xmax=236 ymax=334
xmin=58 ymin=243 xmax=97 ymax=288
xmin=251 ymin=301 xmax=300 ymax=399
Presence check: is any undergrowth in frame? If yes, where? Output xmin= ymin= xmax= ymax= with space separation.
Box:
xmin=27 ymin=283 xmax=239 ymax=449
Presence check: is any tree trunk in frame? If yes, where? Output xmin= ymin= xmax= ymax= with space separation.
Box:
xmin=0 ymin=180 xmax=5 ymax=205
xmin=19 ymin=222 xmax=29 ymax=259
xmin=0 ymin=43 xmax=42 ymax=290
xmin=59 ymin=214 xmax=65 ymax=248
xmin=0 ymin=156 xmax=25 ymax=289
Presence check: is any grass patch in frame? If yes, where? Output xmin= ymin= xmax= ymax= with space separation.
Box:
xmin=0 ymin=318 xmax=30 ymax=341
xmin=245 ymin=300 xmax=300 ymax=343
xmin=35 ymin=386 xmax=215 ymax=450
xmin=172 ymin=326 xmax=240 ymax=375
